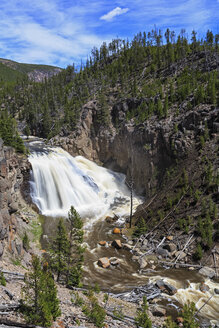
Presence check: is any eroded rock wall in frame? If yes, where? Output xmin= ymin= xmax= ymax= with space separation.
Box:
xmin=0 ymin=139 xmax=30 ymax=257
xmin=50 ymin=99 xmax=218 ymax=197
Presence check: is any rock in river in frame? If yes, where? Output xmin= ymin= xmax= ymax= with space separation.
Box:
xmin=113 ymin=227 xmax=121 ymax=234
xmin=111 ymin=239 xmax=122 ymax=249
xmin=97 ymin=257 xmax=110 ymax=268
xmin=99 ymin=241 xmax=107 ymax=246
xmin=199 ymin=267 xmax=215 ymax=279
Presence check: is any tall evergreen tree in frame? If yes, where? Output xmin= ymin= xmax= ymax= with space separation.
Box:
xmin=50 ymin=218 xmax=69 ymax=282
xmin=66 ymin=206 xmax=85 ymax=287
xmin=22 ymin=255 xmax=61 ymax=327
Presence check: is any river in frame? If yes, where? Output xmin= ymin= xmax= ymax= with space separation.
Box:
xmin=26 ymin=138 xmax=219 ymax=326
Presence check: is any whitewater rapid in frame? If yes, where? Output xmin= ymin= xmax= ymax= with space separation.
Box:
xmin=29 ymin=145 xmax=140 ymax=226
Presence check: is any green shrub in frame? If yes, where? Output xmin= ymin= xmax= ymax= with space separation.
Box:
xmin=134 ymin=296 xmax=152 ymax=328
xmin=22 ymin=232 xmax=30 ymax=251
xmin=193 ymin=243 xmax=203 ymax=261
xmin=71 ymin=291 xmax=84 ymax=306
xmin=0 ymin=272 xmax=6 ymax=286
xmin=133 ymin=217 xmax=147 ymax=237
xmin=83 ymin=296 xmax=106 ymax=328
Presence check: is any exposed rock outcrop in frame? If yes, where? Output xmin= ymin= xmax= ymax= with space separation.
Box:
xmin=0 ymin=139 xmax=30 ymax=257
xmin=50 ymin=99 xmax=218 ymax=197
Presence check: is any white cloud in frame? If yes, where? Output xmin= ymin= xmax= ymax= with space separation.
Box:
xmin=0 ymin=0 xmax=109 ymax=67
xmin=100 ymin=7 xmax=129 ymax=21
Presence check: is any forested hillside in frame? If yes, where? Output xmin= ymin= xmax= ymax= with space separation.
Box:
xmin=0 ymin=28 xmax=218 ymax=327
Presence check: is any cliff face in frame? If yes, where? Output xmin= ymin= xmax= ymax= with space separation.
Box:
xmin=50 ymin=99 xmax=218 ymax=197
xmin=0 ymin=139 xmax=30 ymax=257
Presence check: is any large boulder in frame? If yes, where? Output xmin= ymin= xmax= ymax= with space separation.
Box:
xmin=157 ymin=247 xmax=170 ymax=258
xmin=175 ymin=251 xmax=186 ymax=260
xmin=163 ymin=243 xmax=177 ymax=253
xmin=111 ymin=240 xmax=122 ymax=249
xmin=156 ymin=279 xmax=177 ymax=295
xmin=97 ymin=257 xmax=110 ymax=268
xmin=99 ymin=241 xmax=107 ymax=246
xmin=138 ymin=256 xmax=148 ymax=269
xmin=151 ymin=306 xmax=166 ymax=317
xmin=112 ymin=227 xmax=121 ymax=234
xmin=199 ymin=267 xmax=215 ymax=279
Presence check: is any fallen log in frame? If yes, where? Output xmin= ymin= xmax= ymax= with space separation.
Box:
xmin=212 ymin=249 xmax=218 ymax=278
xmin=159 ymin=261 xmax=202 ymax=269
xmin=0 ymin=304 xmax=20 ymax=311
xmin=0 ymin=319 xmax=34 ymax=328
xmin=1 ymin=271 xmax=24 ymax=277
xmin=106 ymin=309 xmax=135 ymax=326
xmin=2 ymin=288 xmax=14 ymax=300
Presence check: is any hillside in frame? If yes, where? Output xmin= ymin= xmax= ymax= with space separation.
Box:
xmin=0 ymin=57 xmax=62 ymax=83
xmin=0 ymin=28 xmax=218 ymax=327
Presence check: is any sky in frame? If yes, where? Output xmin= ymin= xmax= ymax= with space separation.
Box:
xmin=0 ymin=0 xmax=218 ymax=68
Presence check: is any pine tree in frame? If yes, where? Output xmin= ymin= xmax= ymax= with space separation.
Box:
xmin=50 ymin=218 xmax=69 ymax=282
xmin=133 ymin=217 xmax=147 ymax=237
xmin=43 ymin=265 xmax=61 ymax=321
xmin=134 ymin=296 xmax=152 ymax=328
xmin=21 ymin=255 xmax=60 ymax=327
xmin=157 ymin=98 xmax=163 ymax=119
xmin=66 ymin=206 xmax=85 ymax=287
xmin=164 ymin=95 xmax=169 ymax=117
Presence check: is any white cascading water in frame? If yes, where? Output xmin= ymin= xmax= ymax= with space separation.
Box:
xmin=29 ymin=145 xmax=140 ymax=226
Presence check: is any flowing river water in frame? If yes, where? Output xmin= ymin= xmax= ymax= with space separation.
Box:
xmin=27 ymin=139 xmax=219 ymax=326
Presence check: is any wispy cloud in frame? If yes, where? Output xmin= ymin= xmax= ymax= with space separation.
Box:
xmin=0 ymin=0 xmax=217 ymax=67
xmin=100 ymin=7 xmax=129 ymax=21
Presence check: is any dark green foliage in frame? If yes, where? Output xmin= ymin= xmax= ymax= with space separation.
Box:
xmin=49 ymin=207 xmax=85 ymax=287
xmin=22 ymin=232 xmax=30 ymax=251
xmin=133 ymin=217 xmax=147 ymax=237
xmin=82 ymin=295 xmax=106 ymax=328
xmin=66 ymin=206 xmax=85 ymax=287
xmin=0 ymin=112 xmax=25 ymax=152
xmin=194 ymin=189 xmax=201 ymax=203
xmin=21 ymin=255 xmax=61 ymax=327
xmin=197 ymin=212 xmax=213 ymax=249
xmin=163 ymin=302 xmax=198 ymax=328
xmin=50 ymin=218 xmax=69 ymax=282
xmin=0 ymin=62 xmax=25 ymax=83
xmin=134 ymin=296 xmax=152 ymax=328
xmin=193 ymin=243 xmax=203 ymax=261
xmin=179 ymin=302 xmax=199 ymax=328
xmin=71 ymin=291 xmax=84 ymax=306
xmin=23 ymin=125 xmax=31 ymax=139
xmin=0 ymin=28 xmax=217 ymax=139
xmin=0 ymin=271 xmax=6 ymax=286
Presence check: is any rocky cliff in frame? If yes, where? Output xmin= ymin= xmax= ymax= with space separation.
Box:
xmin=0 ymin=139 xmax=31 ymax=258
xmin=50 ymin=99 xmax=218 ymax=197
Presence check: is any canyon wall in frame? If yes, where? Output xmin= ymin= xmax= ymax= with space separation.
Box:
xmin=0 ymin=139 xmax=30 ymax=258
xmin=50 ymin=99 xmax=218 ymax=197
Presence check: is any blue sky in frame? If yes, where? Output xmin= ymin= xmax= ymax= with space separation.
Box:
xmin=0 ymin=0 xmax=218 ymax=68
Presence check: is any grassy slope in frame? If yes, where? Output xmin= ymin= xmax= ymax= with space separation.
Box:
xmin=0 ymin=58 xmax=62 ymax=83
xmin=0 ymin=62 xmax=25 ymax=83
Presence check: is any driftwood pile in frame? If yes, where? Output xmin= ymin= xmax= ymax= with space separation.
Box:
xmin=110 ymin=283 xmax=162 ymax=303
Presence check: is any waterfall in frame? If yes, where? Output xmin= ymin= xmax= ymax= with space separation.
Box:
xmin=29 ymin=145 xmax=139 ymax=223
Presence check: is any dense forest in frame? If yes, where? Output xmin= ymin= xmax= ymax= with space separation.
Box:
xmin=0 ymin=28 xmax=218 ymax=145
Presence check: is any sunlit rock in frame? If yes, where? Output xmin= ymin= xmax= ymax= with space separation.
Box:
xmin=99 ymin=241 xmax=107 ymax=246
xmin=113 ymin=227 xmax=121 ymax=234
xmin=97 ymin=257 xmax=110 ymax=268
xmin=111 ymin=239 xmax=122 ymax=249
